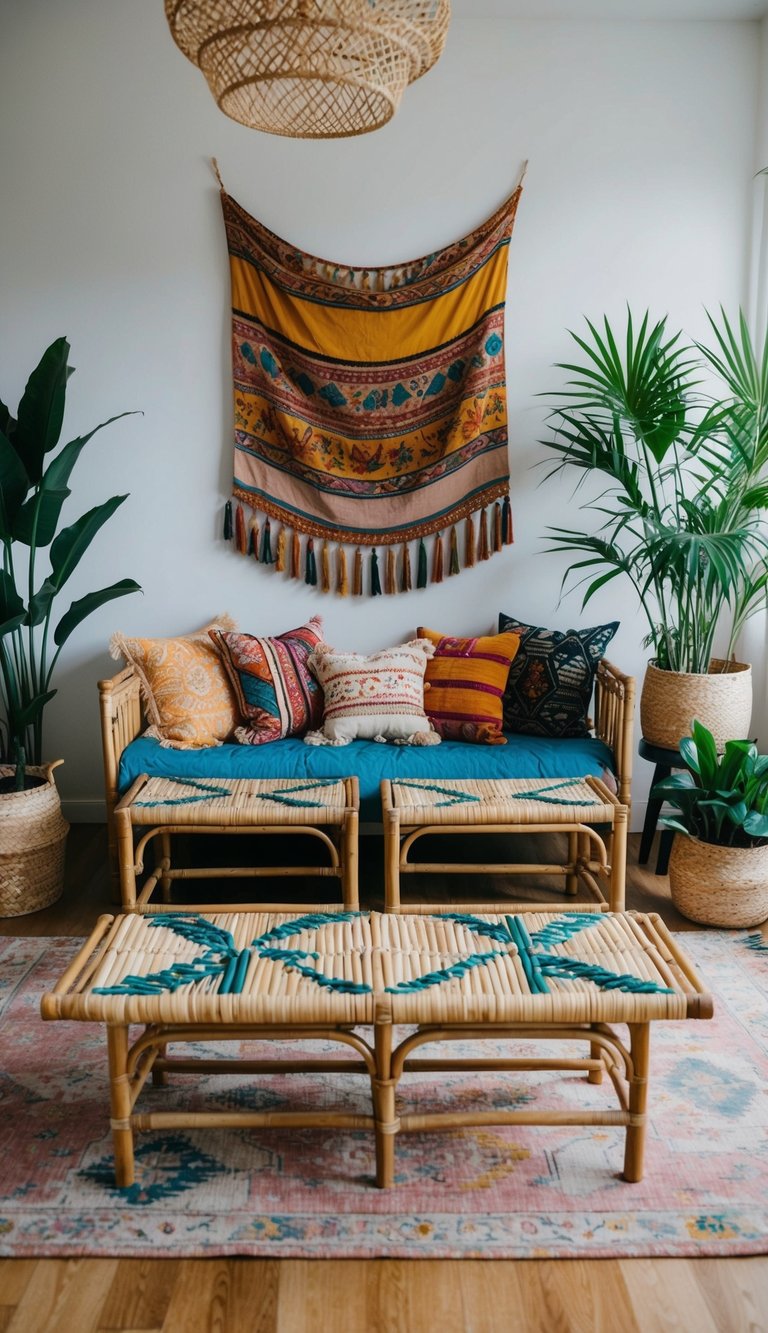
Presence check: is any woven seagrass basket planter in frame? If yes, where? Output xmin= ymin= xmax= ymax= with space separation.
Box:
xmin=0 ymin=762 xmax=69 ymax=918
xmin=640 ymin=659 xmax=752 ymax=751
xmin=668 ymin=835 xmax=768 ymax=928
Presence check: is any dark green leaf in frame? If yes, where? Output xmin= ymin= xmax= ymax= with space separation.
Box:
xmin=49 ymin=496 xmax=128 ymax=591
xmin=698 ymin=797 xmax=748 ymax=824
xmin=26 ymin=577 xmax=57 ymax=627
xmin=581 ymin=567 xmax=624 ymax=607
xmin=17 ymin=690 xmax=56 ymax=728
xmin=43 ymin=413 xmax=136 ymax=493
xmin=651 ymin=772 xmax=696 ymax=798
xmin=53 ymin=579 xmax=141 ymax=648
xmin=17 ymin=413 xmax=137 ymax=549
xmin=13 ymin=414 xmax=140 ymax=548
xmin=690 ymin=720 xmax=720 ymax=786
xmin=718 ymin=739 xmax=757 ymax=789
xmin=12 ymin=488 xmax=71 ymax=547
xmin=0 ymin=398 xmax=16 ymax=440
xmin=744 ymin=810 xmax=768 ymax=838
xmin=658 ymin=817 xmax=692 ymax=836
xmin=642 ymin=405 xmax=686 ymax=463
xmin=0 ymin=570 xmax=26 ymax=638
xmin=678 ymin=736 xmax=701 ymax=777
xmin=0 ymin=429 xmax=30 ymax=539
xmin=14 ymin=338 xmax=71 ymax=482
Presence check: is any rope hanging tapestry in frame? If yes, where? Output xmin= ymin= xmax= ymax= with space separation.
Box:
xmin=219 ymin=166 xmax=525 ymax=594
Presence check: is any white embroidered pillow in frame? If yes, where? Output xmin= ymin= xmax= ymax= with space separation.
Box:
xmin=305 ymin=640 xmax=440 ymax=747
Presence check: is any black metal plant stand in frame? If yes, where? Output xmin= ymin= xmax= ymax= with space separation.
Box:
xmin=637 ymin=738 xmax=685 ymax=876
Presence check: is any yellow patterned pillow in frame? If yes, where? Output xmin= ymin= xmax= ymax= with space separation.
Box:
xmin=109 ymin=616 xmax=239 ymax=749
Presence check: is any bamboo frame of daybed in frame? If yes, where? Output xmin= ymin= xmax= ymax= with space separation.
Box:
xmin=98 ymin=659 xmax=635 ymax=908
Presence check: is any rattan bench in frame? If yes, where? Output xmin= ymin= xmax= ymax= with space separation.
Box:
xmin=114 ymin=774 xmax=359 ymax=913
xmin=381 ymin=776 xmax=628 ymax=913
xmin=41 ymin=908 xmax=711 ymax=1189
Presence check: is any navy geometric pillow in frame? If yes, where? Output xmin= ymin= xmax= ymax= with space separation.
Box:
xmin=498 ymin=615 xmax=619 ymax=738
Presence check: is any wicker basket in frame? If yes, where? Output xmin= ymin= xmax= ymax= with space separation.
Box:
xmin=0 ymin=762 xmax=69 ymax=918
xmin=640 ymin=659 xmax=752 ymax=751
xmin=668 ymin=835 xmax=768 ymax=928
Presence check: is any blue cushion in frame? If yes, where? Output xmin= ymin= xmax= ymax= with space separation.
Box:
xmin=118 ymin=734 xmax=616 ymax=822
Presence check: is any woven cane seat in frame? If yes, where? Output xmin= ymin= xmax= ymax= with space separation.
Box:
xmin=126 ymin=776 xmax=351 ymax=826
xmin=386 ymin=777 xmax=615 ymax=825
xmin=44 ymin=909 xmax=709 ymax=1029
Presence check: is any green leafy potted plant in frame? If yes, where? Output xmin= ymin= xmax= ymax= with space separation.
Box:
xmin=0 ymin=337 xmax=140 ymax=916
xmin=652 ymin=720 xmax=768 ymax=927
xmin=541 ymin=308 xmax=768 ymax=749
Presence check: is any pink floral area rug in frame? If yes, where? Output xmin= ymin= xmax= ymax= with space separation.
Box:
xmin=0 ymin=929 xmax=766 ymax=1260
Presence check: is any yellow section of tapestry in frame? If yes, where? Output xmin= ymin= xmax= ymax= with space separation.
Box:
xmin=230 ymin=245 xmax=510 ymax=363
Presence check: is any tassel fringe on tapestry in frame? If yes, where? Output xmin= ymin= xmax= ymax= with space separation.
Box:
xmin=219 ymin=163 xmax=525 ymax=593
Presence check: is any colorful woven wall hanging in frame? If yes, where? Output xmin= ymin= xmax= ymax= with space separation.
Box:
xmin=219 ymin=163 xmax=525 ymax=594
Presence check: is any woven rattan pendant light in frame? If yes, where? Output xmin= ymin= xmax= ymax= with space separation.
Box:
xmin=165 ymin=0 xmax=451 ymax=139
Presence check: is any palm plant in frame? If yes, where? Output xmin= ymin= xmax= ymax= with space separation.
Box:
xmin=541 ymin=308 xmax=768 ymax=673
xmin=0 ymin=338 xmax=141 ymax=790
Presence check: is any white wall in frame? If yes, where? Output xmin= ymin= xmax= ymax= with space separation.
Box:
xmin=743 ymin=15 xmax=768 ymax=745
xmin=0 ymin=2 xmax=761 ymax=823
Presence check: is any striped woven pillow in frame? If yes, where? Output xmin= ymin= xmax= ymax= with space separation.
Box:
xmin=418 ymin=626 xmax=520 ymax=745
xmin=211 ymin=617 xmax=325 ymax=744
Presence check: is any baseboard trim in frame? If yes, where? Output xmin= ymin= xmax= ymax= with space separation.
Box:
xmin=630 ymin=801 xmax=646 ymax=836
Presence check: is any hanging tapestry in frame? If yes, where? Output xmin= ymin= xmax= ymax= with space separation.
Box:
xmin=219 ymin=166 xmax=525 ymax=594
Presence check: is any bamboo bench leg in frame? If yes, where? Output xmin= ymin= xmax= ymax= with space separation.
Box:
xmin=578 ymin=829 xmax=591 ymax=867
xmin=623 ymin=1023 xmax=650 ymax=1183
xmin=374 ymin=1020 xmax=397 ymax=1188
xmin=384 ymin=808 xmax=401 ymax=913
xmin=159 ymin=832 xmax=172 ymax=904
xmin=107 ymin=1024 xmax=135 ymax=1187
xmin=587 ymin=1040 xmax=603 ymax=1085
xmin=342 ymin=808 xmax=359 ymax=910
xmin=566 ymin=831 xmax=578 ymax=895
xmin=610 ymin=805 xmax=628 ymax=912
xmin=152 ymin=1040 xmax=169 ymax=1087
xmin=116 ymin=807 xmax=138 ymax=913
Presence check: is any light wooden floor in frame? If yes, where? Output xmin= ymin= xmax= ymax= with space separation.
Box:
xmin=1 ymin=827 xmax=766 ymax=1333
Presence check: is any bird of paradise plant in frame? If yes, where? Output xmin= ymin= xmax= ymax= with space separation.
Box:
xmin=0 ymin=338 xmax=141 ymax=790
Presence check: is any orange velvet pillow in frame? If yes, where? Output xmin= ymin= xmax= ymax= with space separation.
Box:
xmin=417 ymin=626 xmax=520 ymax=745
